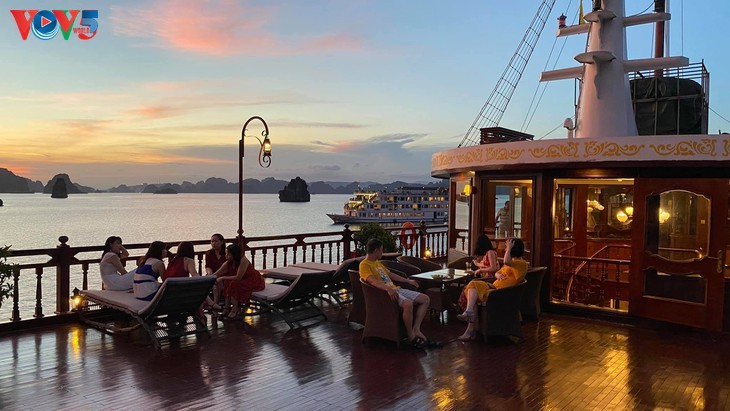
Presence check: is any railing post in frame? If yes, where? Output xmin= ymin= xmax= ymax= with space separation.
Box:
xmin=55 ymin=236 xmax=72 ymax=313
xmin=343 ymin=224 xmax=352 ymax=259
xmin=11 ymin=266 xmax=20 ymax=322
xmin=34 ymin=267 xmax=44 ymax=318
xmin=419 ymin=221 xmax=427 ymax=258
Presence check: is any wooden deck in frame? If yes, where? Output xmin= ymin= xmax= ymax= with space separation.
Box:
xmin=2 ymin=305 xmax=730 ymax=410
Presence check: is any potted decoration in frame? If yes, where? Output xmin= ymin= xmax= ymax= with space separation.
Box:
xmin=0 ymin=246 xmax=15 ymax=309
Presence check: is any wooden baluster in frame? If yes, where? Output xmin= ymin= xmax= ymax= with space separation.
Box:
xmin=250 ymin=249 xmax=257 ymax=267
xmin=615 ymin=262 xmax=622 ymax=309
xmin=262 ymin=249 xmax=268 ymax=269
xmin=197 ymin=253 xmax=203 ymax=275
xmin=12 ymin=267 xmax=20 ymax=322
xmin=336 ymin=243 xmax=341 ymax=264
xmin=328 ymin=244 xmax=332 ymax=264
xmin=273 ymin=248 xmax=279 ymax=268
xmin=292 ymin=246 xmax=298 ymax=265
xmin=311 ymin=244 xmax=316 ymax=262
xmin=82 ymin=262 xmax=89 ymax=290
xmin=284 ymin=247 xmax=289 ymax=267
xmin=600 ymin=261 xmax=607 ymax=307
xmin=34 ymin=267 xmax=44 ymax=318
xmin=319 ymin=244 xmax=324 ymax=263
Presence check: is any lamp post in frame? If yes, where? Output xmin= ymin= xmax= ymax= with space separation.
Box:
xmin=238 ymin=116 xmax=272 ymax=244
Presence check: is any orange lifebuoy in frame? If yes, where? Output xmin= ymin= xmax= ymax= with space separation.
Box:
xmin=400 ymin=222 xmax=417 ymax=250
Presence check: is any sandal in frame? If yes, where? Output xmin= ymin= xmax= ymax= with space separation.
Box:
xmin=457 ymin=331 xmax=476 ymax=342
xmin=411 ymin=336 xmax=427 ymax=349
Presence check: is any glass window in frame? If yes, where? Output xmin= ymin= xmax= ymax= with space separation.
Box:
xmin=645 ymin=190 xmax=710 ymax=261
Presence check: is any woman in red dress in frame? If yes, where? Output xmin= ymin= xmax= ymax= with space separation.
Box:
xmin=214 ymin=244 xmax=265 ymax=319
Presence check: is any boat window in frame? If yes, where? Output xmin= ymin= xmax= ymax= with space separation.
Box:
xmin=453 ymin=179 xmax=471 ymax=253
xmin=645 ymin=190 xmax=710 ymax=262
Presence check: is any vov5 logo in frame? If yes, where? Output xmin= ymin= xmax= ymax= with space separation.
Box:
xmin=10 ymin=10 xmax=98 ymax=40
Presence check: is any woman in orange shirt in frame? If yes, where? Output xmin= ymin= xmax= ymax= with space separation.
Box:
xmin=457 ymin=238 xmax=528 ymax=341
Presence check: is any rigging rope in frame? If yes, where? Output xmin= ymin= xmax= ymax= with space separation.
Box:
xmin=520 ymin=0 xmax=574 ymax=132
xmin=710 ymin=108 xmax=730 ymax=124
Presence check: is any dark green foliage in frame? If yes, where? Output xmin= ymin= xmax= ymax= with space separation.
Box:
xmin=0 ymin=246 xmax=15 ymax=308
xmin=353 ymin=223 xmax=401 ymax=256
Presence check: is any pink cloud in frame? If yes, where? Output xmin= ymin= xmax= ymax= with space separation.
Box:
xmin=111 ymin=0 xmax=365 ymax=56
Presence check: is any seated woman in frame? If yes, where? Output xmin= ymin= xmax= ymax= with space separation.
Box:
xmin=457 ymin=238 xmax=528 ymax=341
xmin=163 ymin=241 xmax=197 ymax=280
xmin=99 ymin=236 xmax=135 ymax=291
xmin=133 ymin=241 xmax=167 ymax=301
xmin=205 ymin=234 xmax=227 ymax=306
xmin=213 ymin=244 xmax=265 ymax=320
xmin=469 ymin=234 xmax=499 ymax=278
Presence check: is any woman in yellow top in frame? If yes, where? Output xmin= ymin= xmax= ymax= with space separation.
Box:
xmin=457 ymin=238 xmax=528 ymax=341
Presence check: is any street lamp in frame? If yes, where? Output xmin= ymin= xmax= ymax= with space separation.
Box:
xmin=238 ymin=116 xmax=272 ymax=243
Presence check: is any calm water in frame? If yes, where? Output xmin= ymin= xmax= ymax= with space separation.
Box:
xmin=0 ymin=193 xmax=352 ymax=249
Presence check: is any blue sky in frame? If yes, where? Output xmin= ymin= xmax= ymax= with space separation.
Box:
xmin=1 ymin=0 xmax=728 ymax=189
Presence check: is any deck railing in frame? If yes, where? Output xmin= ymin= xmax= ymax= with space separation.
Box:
xmin=1 ymin=223 xmax=448 ymax=325
xmin=551 ymin=253 xmax=631 ymax=311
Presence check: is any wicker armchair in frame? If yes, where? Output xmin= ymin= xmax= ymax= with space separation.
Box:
xmin=360 ymin=279 xmax=407 ymax=348
xmin=397 ymin=256 xmax=441 ymax=273
xmin=521 ymin=267 xmax=547 ymax=321
xmin=477 ymin=280 xmax=526 ymax=341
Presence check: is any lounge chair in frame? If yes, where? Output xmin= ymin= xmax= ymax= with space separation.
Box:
xmin=397 ymin=256 xmax=441 ymax=273
xmin=80 ymin=276 xmax=216 ymax=350
xmin=477 ymin=280 xmax=527 ymax=341
xmin=360 ymin=278 xmax=407 ymax=348
xmin=521 ymin=267 xmax=547 ymax=321
xmin=381 ymin=260 xmax=421 ymax=277
xmin=318 ymin=257 xmax=363 ymax=307
xmin=251 ymin=270 xmax=333 ymax=329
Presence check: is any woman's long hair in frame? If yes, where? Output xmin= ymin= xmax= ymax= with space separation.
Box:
xmin=102 ymin=236 xmax=122 ymax=259
xmin=473 ymin=234 xmax=495 ymax=257
xmin=139 ymin=241 xmax=166 ymax=266
xmin=175 ymin=241 xmax=195 ymax=259
xmin=226 ymin=244 xmax=242 ymax=271
xmin=210 ymin=233 xmax=225 ymax=256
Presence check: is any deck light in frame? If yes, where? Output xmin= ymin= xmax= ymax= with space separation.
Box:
xmin=616 ymin=210 xmax=628 ymax=223
xmin=625 ymin=206 xmax=633 ymax=217
xmin=462 ymin=184 xmax=472 ymax=197
xmin=239 ymin=116 xmax=273 ymax=242
xmin=424 ymin=248 xmax=433 ymax=258
xmin=70 ymin=287 xmax=83 ymax=311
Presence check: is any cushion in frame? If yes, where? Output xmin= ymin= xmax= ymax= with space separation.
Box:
xmin=251 ymin=283 xmax=289 ymax=301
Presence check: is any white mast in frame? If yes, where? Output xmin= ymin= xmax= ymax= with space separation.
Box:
xmin=540 ymin=0 xmax=688 ymax=138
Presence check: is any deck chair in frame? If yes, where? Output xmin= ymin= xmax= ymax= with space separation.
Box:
xmin=318 ymin=257 xmax=363 ymax=307
xmin=521 ymin=267 xmax=547 ymax=321
xmin=360 ymin=278 xmax=407 ymax=348
xmin=80 ymin=276 xmax=216 ymax=350
xmin=397 ymin=256 xmax=441 ymax=273
xmin=381 ymin=260 xmax=421 ymax=277
xmin=251 ymin=270 xmax=333 ymax=329
xmin=477 ymin=280 xmax=527 ymax=341
xmin=447 ymin=256 xmax=473 ymax=270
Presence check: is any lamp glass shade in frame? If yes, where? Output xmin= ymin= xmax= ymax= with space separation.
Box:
xmin=625 ymin=206 xmax=633 ymax=216
xmin=616 ymin=210 xmax=628 ymax=223
xmin=262 ymin=137 xmax=272 ymax=155
xmin=462 ymin=184 xmax=472 ymax=197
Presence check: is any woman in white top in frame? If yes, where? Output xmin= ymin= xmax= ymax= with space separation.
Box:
xmin=99 ymin=236 xmax=135 ymax=291
xmin=133 ymin=241 xmax=167 ymax=301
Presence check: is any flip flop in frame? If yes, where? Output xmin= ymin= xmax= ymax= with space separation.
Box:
xmin=426 ymin=340 xmax=444 ymax=348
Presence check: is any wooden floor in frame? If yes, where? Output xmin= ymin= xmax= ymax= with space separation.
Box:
xmin=2 ymin=304 xmax=730 ymax=410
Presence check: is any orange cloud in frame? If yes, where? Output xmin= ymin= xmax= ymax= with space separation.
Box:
xmin=110 ymin=0 xmax=365 ymax=56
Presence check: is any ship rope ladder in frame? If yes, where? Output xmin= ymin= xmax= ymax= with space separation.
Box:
xmin=458 ymin=0 xmax=557 ymax=148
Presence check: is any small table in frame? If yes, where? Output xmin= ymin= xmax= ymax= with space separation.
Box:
xmin=290 ymin=262 xmax=340 ymax=272
xmin=411 ymin=268 xmax=472 ymax=316
xmin=261 ymin=266 xmax=321 ymax=282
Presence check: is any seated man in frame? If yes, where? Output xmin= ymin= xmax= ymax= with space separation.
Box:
xmin=359 ymin=238 xmax=432 ymax=348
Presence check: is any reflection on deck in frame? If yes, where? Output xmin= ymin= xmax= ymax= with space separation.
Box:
xmin=1 ymin=307 xmax=729 ymax=409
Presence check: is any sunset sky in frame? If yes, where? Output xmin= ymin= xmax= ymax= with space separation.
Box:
xmin=2 ymin=0 xmax=729 ymax=189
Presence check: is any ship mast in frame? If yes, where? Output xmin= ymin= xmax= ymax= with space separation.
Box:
xmin=540 ymin=0 xmax=688 ymax=138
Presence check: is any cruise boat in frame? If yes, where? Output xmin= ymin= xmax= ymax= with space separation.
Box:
xmin=327 ymin=186 xmax=448 ymax=224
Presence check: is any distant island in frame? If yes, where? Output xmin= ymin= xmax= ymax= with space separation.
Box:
xmin=154 ymin=187 xmax=178 ymax=194
xmin=0 ymin=168 xmax=448 ymax=194
xmin=279 ymin=177 xmax=310 ymax=202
